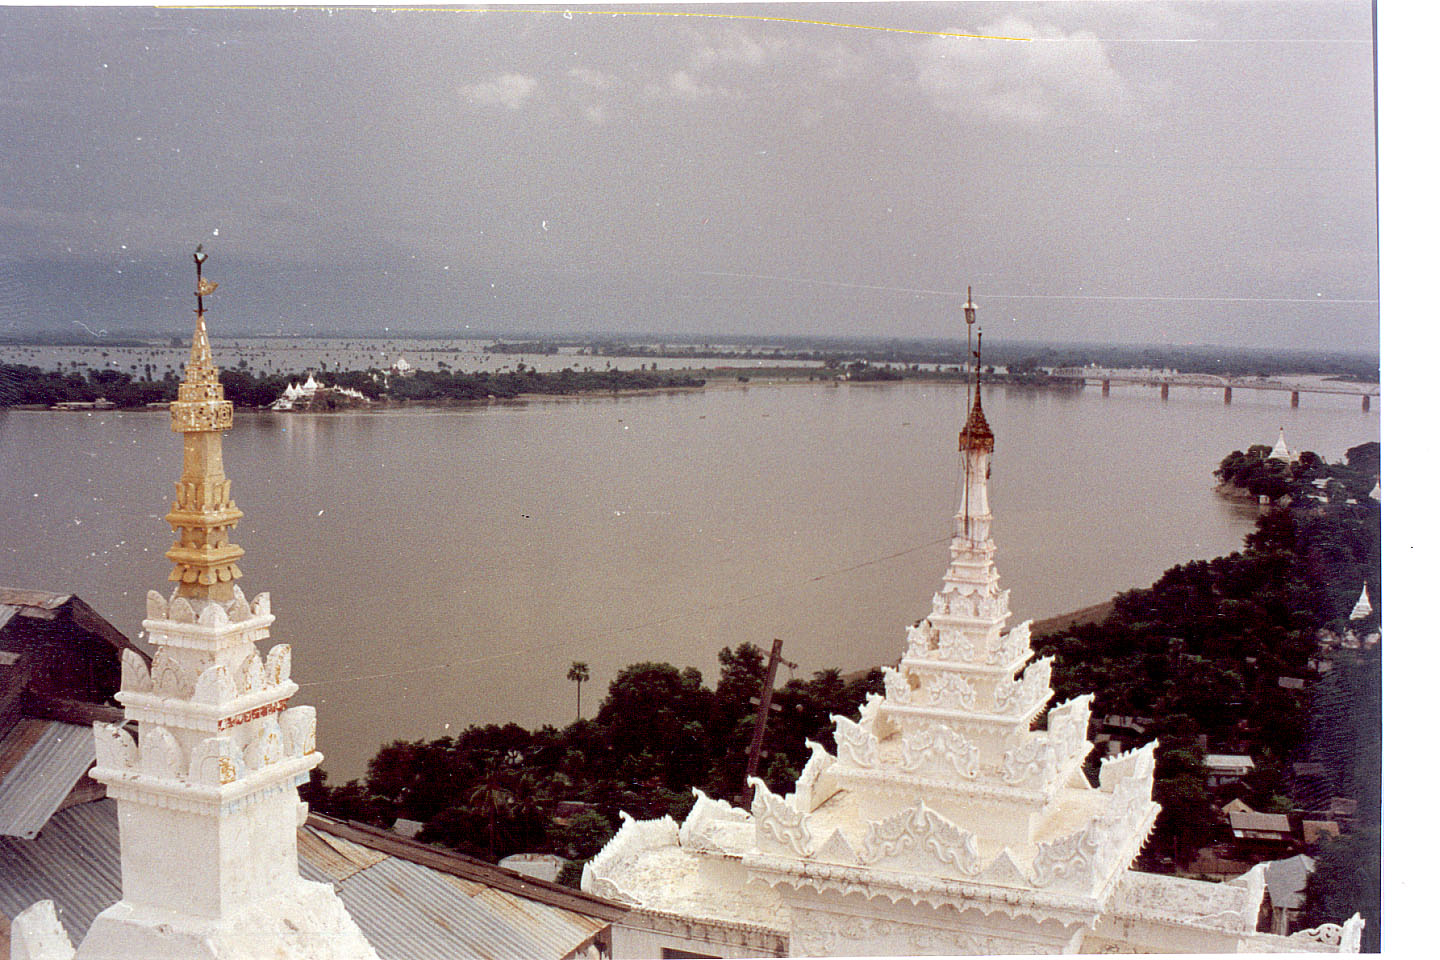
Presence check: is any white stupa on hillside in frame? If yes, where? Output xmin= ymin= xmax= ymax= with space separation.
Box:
xmin=582 ymin=308 xmax=1364 ymax=956
xmin=1350 ymin=583 xmax=1373 ymax=621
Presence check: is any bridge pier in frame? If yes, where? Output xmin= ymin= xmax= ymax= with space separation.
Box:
xmin=1362 ymin=394 xmax=1371 ymax=411
xmin=1101 ymin=379 xmax=1110 ymax=396
xmin=1290 ymin=390 xmax=1300 ymax=408
xmin=1224 ymin=386 xmax=1232 ymax=404
xmin=1160 ymin=383 xmax=1169 ymax=400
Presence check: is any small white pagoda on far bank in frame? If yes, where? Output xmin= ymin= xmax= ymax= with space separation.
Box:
xmin=583 ymin=304 xmax=1363 ymax=957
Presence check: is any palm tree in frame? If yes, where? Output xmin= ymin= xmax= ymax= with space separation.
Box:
xmin=567 ymin=661 xmax=590 ymax=722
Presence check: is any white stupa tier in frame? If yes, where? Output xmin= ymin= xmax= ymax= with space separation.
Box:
xmin=14 ymin=256 xmax=377 ymax=959
xmin=1270 ymin=428 xmax=1297 ymax=463
xmin=584 ymin=340 xmax=1362 ymax=955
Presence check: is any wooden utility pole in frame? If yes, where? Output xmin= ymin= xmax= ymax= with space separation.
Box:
xmin=741 ymin=638 xmax=795 ymax=805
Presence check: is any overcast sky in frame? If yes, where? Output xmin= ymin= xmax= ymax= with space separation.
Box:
xmin=0 ymin=2 xmax=1378 ymax=349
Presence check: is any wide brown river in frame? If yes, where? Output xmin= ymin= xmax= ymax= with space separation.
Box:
xmin=0 ymin=381 xmax=1378 ymax=779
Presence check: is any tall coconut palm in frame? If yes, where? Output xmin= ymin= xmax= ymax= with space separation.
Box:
xmin=567 ymin=661 xmax=590 ymax=722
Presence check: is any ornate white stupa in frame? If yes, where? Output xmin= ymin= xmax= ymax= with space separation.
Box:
xmin=13 ymin=250 xmax=377 ymax=959
xmin=583 ymin=311 xmax=1363 ymax=956
xmin=1270 ymin=428 xmax=1297 ymax=463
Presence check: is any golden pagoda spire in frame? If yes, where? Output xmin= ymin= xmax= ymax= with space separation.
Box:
xmin=163 ymin=246 xmax=243 ymax=599
xmin=959 ymin=330 xmax=993 ymax=454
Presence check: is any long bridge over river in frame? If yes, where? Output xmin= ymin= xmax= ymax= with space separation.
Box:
xmin=1048 ymin=369 xmax=1379 ymax=410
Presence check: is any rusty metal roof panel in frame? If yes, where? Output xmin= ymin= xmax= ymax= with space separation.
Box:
xmin=0 ymin=797 xmax=122 ymax=943
xmin=0 ymin=720 xmax=95 ymax=839
xmin=298 ymin=823 xmax=389 ymax=883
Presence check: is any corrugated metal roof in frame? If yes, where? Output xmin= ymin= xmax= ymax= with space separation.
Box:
xmin=337 ymin=856 xmax=602 ymax=960
xmin=0 ymin=798 xmax=123 ymax=943
xmin=2 ymin=798 xmax=608 ymax=959
xmin=0 ymin=605 xmax=19 ymax=631
xmin=1229 ymin=811 xmax=1292 ymax=833
xmin=0 ymin=720 xmax=95 ymax=839
xmin=298 ymin=824 xmax=388 ymax=882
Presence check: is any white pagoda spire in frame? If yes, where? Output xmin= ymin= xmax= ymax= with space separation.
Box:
xmin=582 ymin=285 xmax=1364 ymax=955
xmin=1349 ymin=582 xmax=1373 ymax=620
xmin=17 ymin=250 xmax=377 ymax=960
xmin=1270 ymin=427 xmax=1297 ymax=463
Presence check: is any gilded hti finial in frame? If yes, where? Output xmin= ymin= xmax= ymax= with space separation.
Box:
xmin=164 ymin=246 xmax=244 ymax=599
xmin=959 ymin=323 xmax=994 ymax=454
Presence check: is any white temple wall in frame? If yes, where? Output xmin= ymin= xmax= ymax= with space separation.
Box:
xmin=784 ymin=890 xmax=1085 ymax=957
xmin=1083 ymin=916 xmax=1249 ymax=954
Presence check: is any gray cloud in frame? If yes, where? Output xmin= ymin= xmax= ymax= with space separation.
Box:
xmin=0 ymin=3 xmax=1378 ymax=350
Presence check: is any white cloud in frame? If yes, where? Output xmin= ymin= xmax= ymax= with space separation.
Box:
xmin=912 ymin=17 xmax=1130 ymax=124
xmin=457 ymin=73 xmax=538 ymax=110
xmin=567 ymin=67 xmax=616 ymax=91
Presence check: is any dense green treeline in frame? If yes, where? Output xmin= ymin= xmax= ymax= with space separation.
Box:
xmin=1034 ymin=442 xmax=1380 ymax=945
xmin=0 ymin=362 xmax=704 ymax=408
xmin=301 ymin=651 xmax=882 ymax=883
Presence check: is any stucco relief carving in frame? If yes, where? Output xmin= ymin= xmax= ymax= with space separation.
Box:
xmin=193 ymin=663 xmax=238 ymax=705
xmin=1000 ymin=734 xmax=1058 ymax=789
xmin=189 ymin=735 xmax=246 ymax=785
xmin=856 ymin=802 xmax=982 ymax=878
xmin=140 ymin=726 xmax=185 ymax=780
xmin=856 ymin=692 xmax=895 ymax=739
xmin=168 ymin=594 xmax=199 ymax=623
xmin=238 ymin=652 xmax=263 ymax=693
xmin=198 ymin=600 xmax=228 ymax=629
xmin=792 ymin=906 xmax=1045 ymax=957
xmin=882 ymin=666 xmax=915 ymax=706
xmin=1292 ymin=924 xmax=1343 ymax=946
xmin=1046 ymin=694 xmax=1093 ymax=764
xmin=989 ymin=619 xmax=1026 ymax=666
xmin=279 ymin=706 xmax=317 ymax=756
xmin=937 ymin=625 xmax=974 ymax=661
xmin=750 ymin=777 xmax=814 ymax=857
xmin=242 ymin=717 xmax=286 ymax=770
xmin=93 ymin=722 xmax=138 ymax=772
xmin=926 ymin=671 xmax=977 ymax=710
xmin=149 ymin=649 xmax=193 ymax=699
xmin=834 ymin=715 xmax=879 ymax=768
xmin=1031 ymin=819 xmax=1102 ymax=892
xmin=265 ymin=643 xmax=292 ymax=685
xmin=993 ymin=656 xmax=1052 ymax=716
xmin=905 ymin=622 xmax=932 ymax=659
xmin=120 ymin=648 xmax=152 ymax=693
xmin=900 ymin=724 xmax=979 ymax=779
